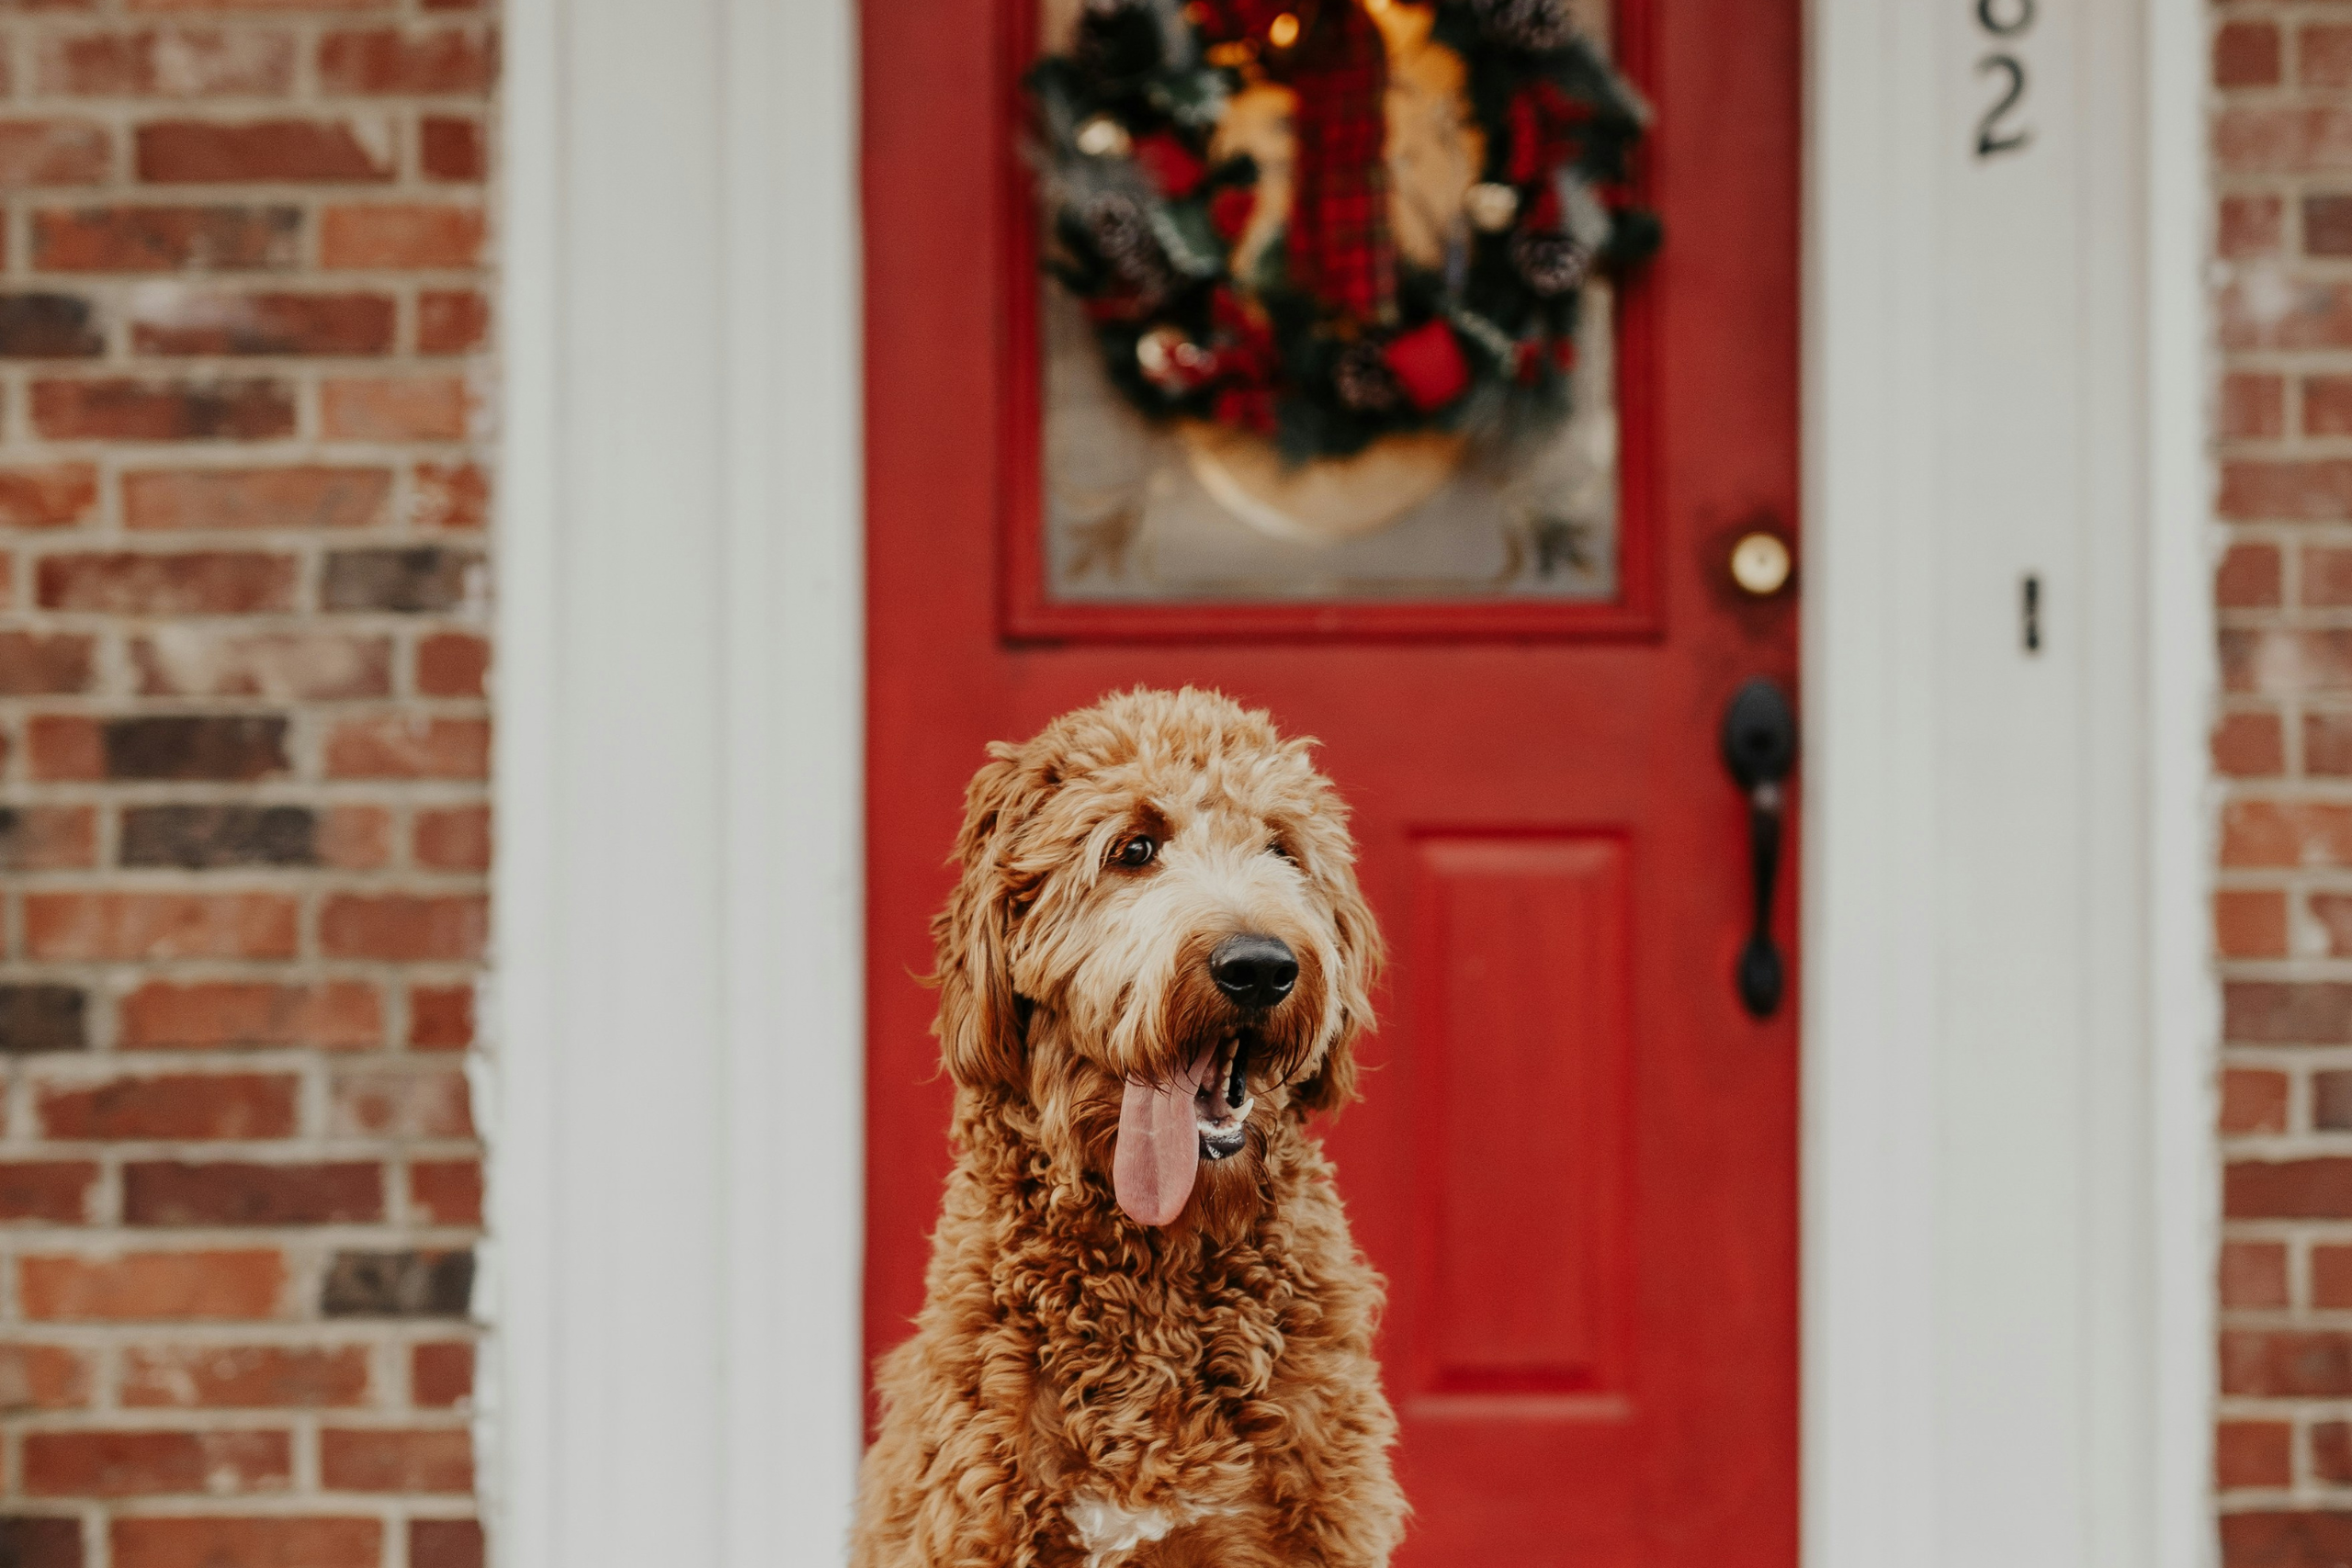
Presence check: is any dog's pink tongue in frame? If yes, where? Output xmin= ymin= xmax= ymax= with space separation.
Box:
xmin=1113 ymin=1047 xmax=1216 ymax=1227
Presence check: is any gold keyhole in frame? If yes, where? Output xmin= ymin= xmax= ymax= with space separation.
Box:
xmin=1729 ymin=532 xmax=1792 ymax=597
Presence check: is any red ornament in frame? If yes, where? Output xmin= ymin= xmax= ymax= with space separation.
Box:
xmin=1213 ymin=386 xmax=1279 ymax=433
xmin=1209 ymin=186 xmax=1258 ymax=241
xmin=1383 ymin=321 xmax=1470 ymax=411
xmin=1133 ymin=133 xmax=1207 ymax=198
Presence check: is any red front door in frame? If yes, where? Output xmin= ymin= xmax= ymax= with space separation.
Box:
xmin=862 ymin=0 xmax=1799 ymax=1560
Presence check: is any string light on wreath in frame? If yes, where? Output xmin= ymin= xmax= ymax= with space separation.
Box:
xmin=1027 ymin=0 xmax=1658 ymax=462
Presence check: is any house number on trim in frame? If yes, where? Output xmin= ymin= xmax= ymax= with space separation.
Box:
xmin=1974 ymin=0 xmax=2034 ymax=158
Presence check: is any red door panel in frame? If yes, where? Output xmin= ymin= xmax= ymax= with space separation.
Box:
xmin=862 ymin=0 xmax=1799 ymax=1559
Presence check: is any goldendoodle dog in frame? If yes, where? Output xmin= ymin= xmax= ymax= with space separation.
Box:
xmin=853 ymin=686 xmax=1406 ymax=1568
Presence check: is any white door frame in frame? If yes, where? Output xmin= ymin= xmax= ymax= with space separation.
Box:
xmin=493 ymin=0 xmax=2214 ymax=1562
xmin=1804 ymin=0 xmax=2214 ymax=1562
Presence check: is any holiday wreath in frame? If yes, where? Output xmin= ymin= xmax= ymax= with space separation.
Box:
xmin=1028 ymin=0 xmax=1658 ymax=464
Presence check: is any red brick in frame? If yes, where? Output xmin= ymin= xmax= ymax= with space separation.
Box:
xmin=19 ymin=1249 xmax=285 ymax=1321
xmin=39 ymin=550 xmax=295 ymax=614
xmin=126 ymin=1161 xmax=381 ymax=1226
xmin=0 ymin=1161 xmax=94 ymax=1224
xmin=410 ymin=1520 xmax=482 ymax=1568
xmin=417 ymin=288 xmax=486 ymax=355
xmin=2226 ymin=372 xmax=2287 ymax=440
xmin=2222 ymin=195 xmax=2284 ymax=259
xmin=2222 ymin=459 xmax=2352 ymax=521
xmin=2319 ymin=1423 xmax=2352 ymax=1485
xmin=2220 ymin=620 xmax=2352 ymax=682
xmin=2228 ymin=981 xmax=2352 ymax=1043
xmin=321 ymin=895 xmax=485 ymax=962
xmin=2311 ymin=710 xmax=2352 ymax=774
xmin=25 ymin=892 xmax=297 ymax=960
xmin=420 ymin=115 xmax=481 ymax=181
xmin=25 ymin=714 xmax=101 ymax=782
xmin=2223 ymin=800 xmax=2352 ymax=866
xmin=0 ymin=119 xmax=112 ymax=186
xmin=413 ymin=460 xmax=484 ymax=528
xmin=130 ymin=0 xmax=397 ymax=10
xmin=2312 ymin=894 xmax=2352 ymax=958
xmin=111 ymin=1518 xmax=379 ymax=1568
xmin=2216 ymin=107 xmax=2352 ymax=175
xmin=325 ymin=716 xmax=487 ymax=779
xmin=316 ymin=27 xmax=494 ymax=94
xmin=2303 ymin=193 xmax=2352 ymax=257
xmin=39 ymin=1072 xmax=296 ymax=1140
xmin=320 ymin=203 xmax=482 ymax=269
xmin=2307 ymin=546 xmax=2352 ymax=608
xmin=0 ymin=806 xmax=96 ymax=871
xmin=411 ymin=1341 xmax=470 ymax=1407
xmin=2223 ymin=1329 xmax=2352 ymax=1395
xmin=413 ymin=804 xmax=488 ymax=871
xmin=119 ymin=980 xmax=380 ymax=1050
xmin=132 ymin=629 xmax=391 ymax=700
xmin=33 ymin=204 xmax=300 ymax=272
xmin=2218 ymin=1420 xmax=2293 ymax=1491
xmin=136 ymin=118 xmax=393 ymax=184
xmin=97 ymin=715 xmax=289 ymax=780
xmin=415 ymin=631 xmax=486 ymax=696
xmin=2217 ymin=21 xmax=2281 ymax=87
xmin=2219 ymin=889 xmax=2289 ymax=958
xmin=123 ymin=465 xmax=390 ymax=530
xmin=2221 ymin=1512 xmax=2352 ymax=1567
xmin=2222 ymin=277 xmax=2352 ymax=352
xmin=321 ymin=376 xmax=467 ymax=441
xmin=2222 ymin=1067 xmax=2290 ymax=1134
xmin=130 ymin=289 xmax=393 ymax=355
xmin=2317 ymin=1245 xmax=2352 ymax=1309
xmin=0 ymin=631 xmax=94 ymax=694
xmin=2309 ymin=376 xmax=2352 ymax=436
xmin=2228 ymin=1157 xmax=2352 ymax=1218
xmin=2219 ymin=543 xmax=2282 ymax=609
xmin=320 ymin=806 xmax=391 ymax=870
xmin=409 ymin=1160 xmax=479 ymax=1225
xmin=120 ymin=1344 xmax=368 ymax=1408
xmin=30 ymin=378 xmax=294 ymax=440
xmin=2224 ymin=1240 xmax=2290 ymax=1309
xmin=40 ymin=28 xmax=294 ymax=97
xmin=0 ymin=1344 xmax=90 ymax=1413
xmin=331 ymin=1067 xmax=470 ymax=1136
xmin=2307 ymin=23 xmax=2352 ymax=88
xmin=0 ymin=462 xmax=96 ymax=526
xmin=24 ymin=1428 xmax=288 ymax=1496
xmin=2216 ymin=709 xmax=2287 ymax=776
xmin=409 ymin=985 xmax=470 ymax=1049
xmin=319 ymin=1427 xmax=470 ymax=1493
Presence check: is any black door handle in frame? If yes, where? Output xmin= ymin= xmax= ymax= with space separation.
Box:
xmin=1721 ymin=679 xmax=1797 ymax=1018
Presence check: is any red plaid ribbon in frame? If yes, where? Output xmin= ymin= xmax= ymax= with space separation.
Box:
xmin=1193 ymin=0 xmax=1396 ymax=323
xmin=1506 ymin=80 xmax=1591 ymax=190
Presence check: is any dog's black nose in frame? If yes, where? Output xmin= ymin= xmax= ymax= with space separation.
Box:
xmin=1210 ymin=934 xmax=1297 ymax=1009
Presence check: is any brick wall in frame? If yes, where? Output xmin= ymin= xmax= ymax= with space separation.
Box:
xmin=2213 ymin=3 xmax=2352 ymax=1559
xmin=0 ymin=1 xmax=495 ymax=1565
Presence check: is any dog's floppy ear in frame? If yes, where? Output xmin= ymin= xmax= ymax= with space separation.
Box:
xmin=1293 ymin=832 xmax=1383 ymax=1116
xmin=930 ymin=745 xmax=1041 ymax=1093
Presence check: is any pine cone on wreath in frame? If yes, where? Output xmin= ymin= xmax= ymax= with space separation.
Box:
xmin=1466 ymin=0 xmax=1577 ymax=54
xmin=1510 ymin=230 xmax=1590 ymax=297
xmin=1080 ymin=189 xmax=1175 ymax=301
xmin=1333 ymin=341 xmax=1403 ymax=412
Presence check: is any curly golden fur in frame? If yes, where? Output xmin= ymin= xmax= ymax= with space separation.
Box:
xmin=852 ymin=687 xmax=1407 ymax=1568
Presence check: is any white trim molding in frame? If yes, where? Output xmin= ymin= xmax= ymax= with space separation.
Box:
xmin=492 ymin=0 xmax=865 ymax=1562
xmin=1804 ymin=0 xmax=2214 ymax=1563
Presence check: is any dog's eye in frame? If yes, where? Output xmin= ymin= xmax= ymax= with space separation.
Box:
xmin=1114 ymin=834 xmax=1158 ymax=868
xmin=1267 ymin=838 xmax=1299 ymax=864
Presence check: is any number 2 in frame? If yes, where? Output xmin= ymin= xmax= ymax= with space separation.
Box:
xmin=1975 ymin=54 xmax=2030 ymax=158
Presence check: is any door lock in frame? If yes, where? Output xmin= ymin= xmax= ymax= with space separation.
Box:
xmin=1721 ymin=679 xmax=1797 ymax=1019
